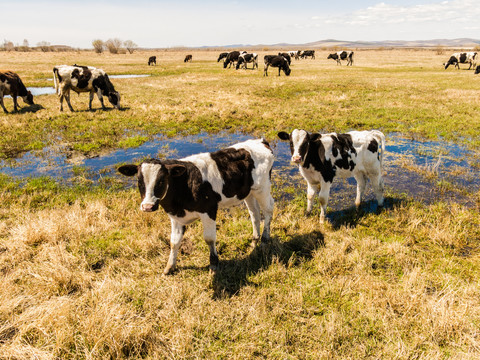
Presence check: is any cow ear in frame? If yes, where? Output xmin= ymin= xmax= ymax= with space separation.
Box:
xmin=277 ymin=131 xmax=290 ymax=141
xmin=118 ymin=164 xmax=138 ymax=176
xmin=310 ymin=133 xmax=322 ymax=142
xmin=165 ymin=164 xmax=186 ymax=177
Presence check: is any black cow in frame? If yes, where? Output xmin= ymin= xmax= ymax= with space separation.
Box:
xmin=148 ymin=56 xmax=156 ymax=66
xmin=278 ymin=52 xmax=291 ymax=65
xmin=475 ymin=65 xmax=480 ymax=74
xmin=301 ymin=50 xmax=315 ymax=59
xmin=264 ymin=55 xmax=291 ymax=76
xmin=223 ymin=51 xmax=241 ymax=68
xmin=0 ymin=70 xmax=34 ymax=113
xmin=184 ymin=54 xmax=193 ymax=62
xmin=217 ymin=52 xmax=229 ymax=62
xmin=327 ymin=51 xmax=354 ymax=66
xmin=118 ymin=139 xmax=274 ymax=275
xmin=53 ymin=65 xmax=120 ymax=111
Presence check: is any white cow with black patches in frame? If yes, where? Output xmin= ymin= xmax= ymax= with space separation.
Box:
xmin=278 ymin=129 xmax=385 ymax=222
xmin=118 ymin=138 xmax=274 ymax=275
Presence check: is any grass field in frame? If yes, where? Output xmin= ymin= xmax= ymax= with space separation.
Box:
xmin=0 ymin=49 xmax=480 ymax=359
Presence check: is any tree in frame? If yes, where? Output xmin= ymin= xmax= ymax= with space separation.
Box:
xmin=92 ymin=39 xmax=105 ymax=54
xmin=37 ymin=41 xmax=51 ymax=52
xmin=20 ymin=39 xmax=29 ymax=52
xmin=105 ymin=38 xmax=122 ymax=54
xmin=3 ymin=40 xmax=14 ymax=51
xmin=124 ymin=40 xmax=138 ymax=54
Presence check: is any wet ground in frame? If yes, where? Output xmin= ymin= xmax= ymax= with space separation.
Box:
xmin=1 ymin=132 xmax=478 ymax=211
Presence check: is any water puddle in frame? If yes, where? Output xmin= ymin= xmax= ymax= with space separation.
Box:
xmin=0 ymin=132 xmax=479 ymax=209
xmin=109 ymin=74 xmax=150 ymax=79
xmin=4 ymin=87 xmax=56 ymax=98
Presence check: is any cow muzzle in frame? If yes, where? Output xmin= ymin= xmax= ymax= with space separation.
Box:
xmin=141 ymin=203 xmax=157 ymax=212
xmin=291 ymin=155 xmax=302 ymax=164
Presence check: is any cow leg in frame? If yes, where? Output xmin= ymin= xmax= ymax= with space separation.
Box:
xmin=0 ymin=95 xmax=8 ymax=113
xmin=63 ymin=88 xmax=74 ymax=112
xmin=264 ymin=64 xmax=269 ymax=76
xmin=12 ymin=95 xmax=19 ymax=112
xmin=253 ymin=190 xmax=274 ymax=241
xmin=318 ymin=181 xmax=332 ymax=223
xmin=88 ymin=91 xmax=95 ymax=111
xmin=278 ymin=67 xmax=281 ymax=76
xmin=354 ymin=173 xmax=367 ymax=208
xmin=200 ymin=215 xmax=219 ymax=272
xmin=96 ymin=89 xmax=106 ymax=110
xmin=164 ymin=218 xmax=185 ymax=275
xmin=244 ymin=195 xmax=261 ymax=246
xmin=306 ymin=182 xmax=319 ymax=215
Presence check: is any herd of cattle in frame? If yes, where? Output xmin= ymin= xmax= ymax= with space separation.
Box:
xmin=0 ymin=49 xmax=478 ymax=273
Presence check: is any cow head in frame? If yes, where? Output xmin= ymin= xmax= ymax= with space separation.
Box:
xmin=475 ymin=65 xmax=480 ymax=74
xmin=223 ymin=60 xmax=229 ymax=69
xmin=108 ymin=91 xmax=121 ymax=109
xmin=236 ymin=57 xmax=244 ymax=70
xmin=444 ymin=56 xmax=457 ymax=69
xmin=23 ymin=90 xmax=34 ymax=105
xmin=118 ymin=160 xmax=186 ymax=212
xmin=327 ymin=54 xmax=338 ymax=60
xmin=278 ymin=129 xmax=320 ymax=164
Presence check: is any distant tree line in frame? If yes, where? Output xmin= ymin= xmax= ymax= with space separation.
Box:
xmin=92 ymin=39 xmax=138 ymax=54
xmin=1 ymin=39 xmax=74 ymax=52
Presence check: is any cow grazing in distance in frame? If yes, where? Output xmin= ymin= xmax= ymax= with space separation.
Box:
xmin=0 ymin=71 xmax=34 ymax=113
xmin=264 ymin=55 xmax=291 ymax=76
xmin=223 ymin=51 xmax=241 ymax=68
xmin=301 ymin=50 xmax=315 ymax=59
xmin=327 ymin=51 xmax=354 ymax=66
xmin=287 ymin=50 xmax=299 ymax=60
xmin=278 ymin=52 xmax=291 ymax=65
xmin=236 ymin=53 xmax=258 ymax=70
xmin=277 ymin=129 xmax=385 ymax=222
xmin=184 ymin=54 xmax=193 ymax=62
xmin=53 ymin=65 xmax=120 ymax=111
xmin=444 ymin=52 xmax=477 ymax=69
xmin=148 ymin=56 xmax=156 ymax=66
xmin=217 ymin=52 xmax=229 ymax=62
xmin=118 ymin=138 xmax=275 ymax=275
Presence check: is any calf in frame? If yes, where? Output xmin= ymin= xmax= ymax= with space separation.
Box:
xmin=444 ymin=52 xmax=477 ymax=69
xmin=118 ymin=138 xmax=275 ymax=275
xmin=184 ymin=54 xmax=193 ymax=63
xmin=278 ymin=52 xmax=291 ymax=65
xmin=236 ymin=53 xmax=258 ymax=70
xmin=264 ymin=55 xmax=291 ymax=76
xmin=301 ymin=50 xmax=315 ymax=59
xmin=217 ymin=52 xmax=229 ymax=62
xmin=327 ymin=51 xmax=354 ymax=66
xmin=278 ymin=129 xmax=385 ymax=222
xmin=53 ymin=65 xmax=120 ymax=111
xmin=148 ymin=56 xmax=156 ymax=66
xmin=0 ymin=71 xmax=34 ymax=113
xmin=223 ymin=51 xmax=241 ymax=68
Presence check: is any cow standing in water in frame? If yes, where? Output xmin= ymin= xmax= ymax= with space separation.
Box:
xmin=53 ymin=65 xmax=121 ymax=111
xmin=0 ymin=71 xmax=34 ymax=113
xmin=278 ymin=129 xmax=385 ymax=222
xmin=118 ymin=138 xmax=275 ymax=275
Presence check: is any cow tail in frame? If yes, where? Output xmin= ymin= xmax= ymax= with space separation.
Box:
xmin=53 ymin=67 xmax=59 ymax=95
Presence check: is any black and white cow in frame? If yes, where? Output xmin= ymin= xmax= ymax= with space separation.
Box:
xmin=118 ymin=138 xmax=275 ymax=275
xmin=53 ymin=65 xmax=120 ymax=111
xmin=278 ymin=52 xmax=291 ymax=65
xmin=278 ymin=129 xmax=385 ymax=222
xmin=148 ymin=56 xmax=156 ymax=66
xmin=236 ymin=53 xmax=258 ymax=70
xmin=301 ymin=50 xmax=315 ymax=59
xmin=327 ymin=51 xmax=354 ymax=66
xmin=444 ymin=52 xmax=477 ymax=69
xmin=264 ymin=55 xmax=291 ymax=76
xmin=223 ymin=51 xmax=241 ymax=68
xmin=217 ymin=52 xmax=229 ymax=62
xmin=0 ymin=70 xmax=34 ymax=113
xmin=287 ymin=50 xmax=299 ymax=60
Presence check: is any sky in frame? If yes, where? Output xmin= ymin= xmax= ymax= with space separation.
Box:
xmin=2 ymin=0 xmax=479 ymax=48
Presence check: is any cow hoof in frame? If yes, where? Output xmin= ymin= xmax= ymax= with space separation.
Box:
xmin=163 ymin=265 xmax=175 ymax=275
xmin=209 ymin=265 xmax=218 ymax=274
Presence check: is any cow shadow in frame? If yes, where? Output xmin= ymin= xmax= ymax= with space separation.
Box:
xmin=328 ymin=195 xmax=406 ymax=230
xmin=211 ymin=230 xmax=325 ymax=299
xmin=81 ymin=106 xmax=131 ymax=112
xmin=16 ymin=104 xmax=44 ymax=114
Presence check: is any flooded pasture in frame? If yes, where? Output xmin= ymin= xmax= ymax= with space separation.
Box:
xmin=0 ymin=132 xmax=478 ymax=210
